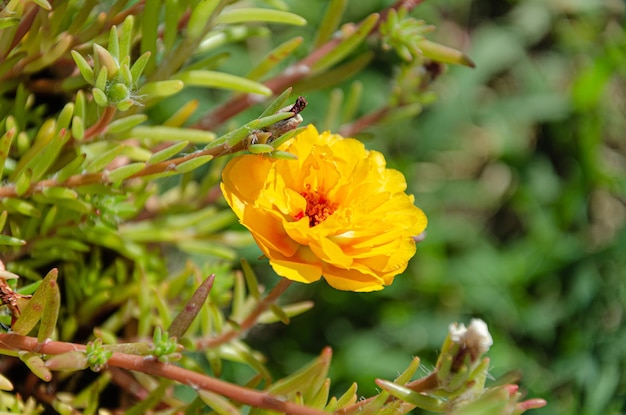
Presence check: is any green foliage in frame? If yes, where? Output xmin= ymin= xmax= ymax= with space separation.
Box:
xmin=260 ymin=2 xmax=626 ymax=415
xmin=0 ymin=0 xmax=612 ymax=414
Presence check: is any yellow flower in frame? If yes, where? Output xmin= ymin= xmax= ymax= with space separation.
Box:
xmin=220 ymin=125 xmax=427 ymax=292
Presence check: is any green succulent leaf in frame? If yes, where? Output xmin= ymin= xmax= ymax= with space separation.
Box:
xmin=215 ymin=8 xmax=306 ymax=26
xmin=175 ymin=70 xmax=272 ymax=95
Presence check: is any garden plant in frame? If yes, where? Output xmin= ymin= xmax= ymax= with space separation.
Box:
xmin=0 ymin=0 xmax=623 ymax=414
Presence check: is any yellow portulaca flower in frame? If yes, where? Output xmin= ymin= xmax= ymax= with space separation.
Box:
xmin=220 ymin=125 xmax=427 ymax=292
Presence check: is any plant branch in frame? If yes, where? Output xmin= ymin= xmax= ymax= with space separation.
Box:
xmin=84 ymin=106 xmax=117 ymax=140
xmin=0 ymin=141 xmax=234 ymax=198
xmin=0 ymin=332 xmax=328 ymax=415
xmin=193 ymin=0 xmax=426 ymax=131
xmin=196 ymin=278 xmax=293 ymax=349
xmin=338 ymin=107 xmax=390 ymax=137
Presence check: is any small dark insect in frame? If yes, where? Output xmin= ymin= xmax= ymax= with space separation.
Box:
xmin=244 ymin=96 xmax=308 ymax=148
xmin=289 ymin=96 xmax=308 ymax=116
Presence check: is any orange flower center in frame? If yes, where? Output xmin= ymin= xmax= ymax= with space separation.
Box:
xmin=295 ymin=185 xmax=337 ymax=227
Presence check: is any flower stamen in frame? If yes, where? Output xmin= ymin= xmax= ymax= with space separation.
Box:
xmin=299 ymin=185 xmax=337 ymax=227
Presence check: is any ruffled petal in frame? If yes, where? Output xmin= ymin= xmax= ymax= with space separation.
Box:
xmin=220 ymin=124 xmax=428 ymax=292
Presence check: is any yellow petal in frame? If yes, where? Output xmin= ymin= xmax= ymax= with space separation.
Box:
xmin=220 ymin=124 xmax=428 ymax=292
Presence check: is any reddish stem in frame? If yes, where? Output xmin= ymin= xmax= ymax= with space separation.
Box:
xmin=0 ymin=332 xmax=328 ymax=415
xmin=83 ymin=106 xmax=117 ymax=140
xmin=196 ymin=278 xmax=293 ymax=349
xmin=338 ymin=107 xmax=389 ymax=137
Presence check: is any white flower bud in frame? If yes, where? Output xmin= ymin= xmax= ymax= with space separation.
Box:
xmin=448 ymin=318 xmax=493 ymax=356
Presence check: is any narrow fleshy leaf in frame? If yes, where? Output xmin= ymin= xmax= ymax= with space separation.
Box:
xmin=41 ymin=187 xmax=78 ymax=200
xmin=333 ymin=382 xmax=358 ymax=409
xmin=0 ymin=17 xmax=20 ymax=30
xmin=267 ymin=347 xmax=332 ymax=397
xmin=95 ymin=65 xmax=108 ymax=91
xmin=177 ymin=241 xmax=237 ymax=259
xmin=312 ymin=13 xmax=379 ymax=73
xmin=40 ymin=205 xmax=57 ymax=235
xmin=215 ymin=8 xmax=306 ymax=26
xmin=119 ymin=16 xmax=135 ymax=61
xmin=38 ymin=275 xmax=61 ymax=342
xmin=140 ymin=0 xmax=159 ymax=74
xmin=247 ymin=143 xmax=275 ymax=154
xmin=268 ymin=150 xmax=298 ymax=160
xmin=120 ymin=61 xmax=133 ymax=86
xmin=0 ymin=373 xmax=13 ymax=391
xmin=56 ymin=103 xmax=74 ymax=132
xmin=130 ymin=51 xmax=152 ymax=81
xmin=175 ymin=155 xmax=214 ymax=173
xmin=198 ymin=390 xmax=242 ymax=415
xmin=130 ymin=126 xmax=216 ymax=143
xmin=187 ymin=0 xmax=221 ymax=41
xmin=296 ymin=52 xmax=374 ymax=92
xmin=310 ymin=378 xmax=331 ymax=409
xmin=269 ymin=303 xmax=290 ymax=324
xmin=19 ymin=352 xmax=52 ymax=381
xmin=163 ymin=100 xmax=199 ymax=127
xmin=85 ymin=145 xmax=127 ymax=173
xmin=107 ymin=162 xmax=146 ymax=182
xmin=240 ymin=259 xmax=260 ymax=300
xmin=418 ymin=39 xmax=475 ymax=67
xmin=259 ymin=87 xmax=293 ymax=117
xmin=75 ymin=90 xmax=86 ymax=119
xmin=106 ymin=115 xmax=148 ymax=134
xmin=14 ymin=167 xmax=32 ymax=196
xmin=13 ymin=269 xmax=58 ymax=335
xmin=93 ymin=88 xmax=108 ymax=106
xmin=163 ymin=0 xmax=179 ymax=51
xmin=0 ymin=235 xmax=27 ymax=246
xmin=198 ymin=26 xmax=269 ymax=54
xmin=27 ymin=128 xmax=71 ymax=182
xmin=108 ymin=26 xmax=120 ymax=61
xmin=124 ymin=380 xmax=172 ymax=415
xmin=1 ymin=198 xmax=40 ymax=217
xmin=247 ymin=37 xmax=303 ymax=81
xmin=32 ymin=0 xmax=52 ymax=9
xmin=375 ymin=379 xmax=445 ymax=412
xmin=262 ymin=126 xmax=304 ymax=150
xmin=71 ymin=50 xmax=96 ymax=85
xmin=342 ymin=81 xmax=363 ymax=124
xmin=94 ymin=44 xmax=119 ymax=79
xmin=56 ymin=154 xmax=86 ymax=183
xmin=314 ymin=0 xmax=349 ymax=48
xmin=72 ymin=115 xmax=85 ymax=140
xmin=175 ymin=70 xmax=272 ymax=95
xmin=138 ymin=80 xmax=185 ymax=98
xmin=0 ymin=126 xmax=16 ymax=178
xmin=168 ymin=275 xmax=215 ymax=339
xmin=323 ymin=88 xmax=343 ymax=131
xmin=147 ymin=141 xmax=190 ymax=164
xmin=257 ymin=301 xmax=314 ymax=324
xmin=224 ymin=341 xmax=271 ymax=381
xmin=395 ymin=356 xmax=421 ymax=385
xmin=45 ymin=351 xmax=89 ymax=372
xmin=24 ymin=36 xmax=73 ymax=73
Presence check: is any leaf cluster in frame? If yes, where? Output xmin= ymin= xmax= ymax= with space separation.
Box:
xmin=0 ymin=0 xmax=546 ymax=414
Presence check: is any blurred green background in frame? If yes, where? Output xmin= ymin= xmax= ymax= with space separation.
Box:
xmin=227 ymin=1 xmax=626 ymax=414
